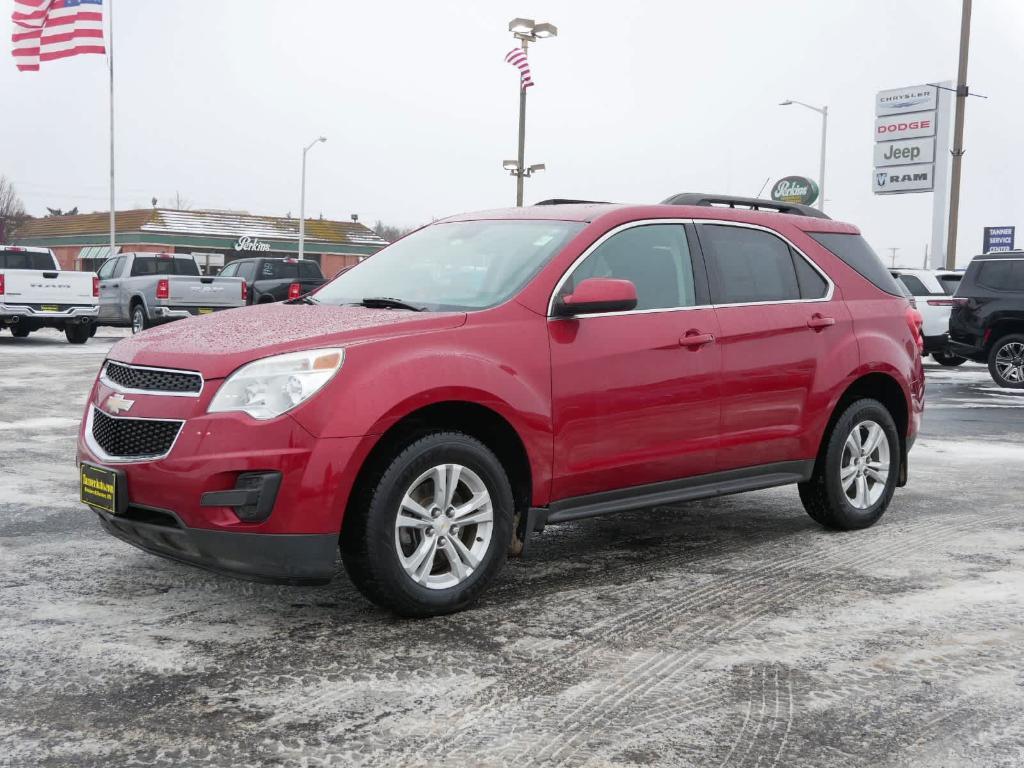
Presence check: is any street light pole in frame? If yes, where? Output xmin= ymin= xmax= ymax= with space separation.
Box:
xmin=506 ymin=18 xmax=557 ymax=206
xmin=298 ymin=136 xmax=326 ymax=261
xmin=780 ymin=100 xmax=828 ymax=212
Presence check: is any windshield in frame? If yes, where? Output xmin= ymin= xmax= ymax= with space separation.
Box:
xmin=131 ymin=256 xmax=201 ymax=277
xmin=0 ymin=249 xmax=56 ymax=270
xmin=312 ymin=220 xmax=584 ymax=311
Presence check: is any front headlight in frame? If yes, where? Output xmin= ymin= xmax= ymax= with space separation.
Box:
xmin=208 ymin=348 xmax=344 ymax=420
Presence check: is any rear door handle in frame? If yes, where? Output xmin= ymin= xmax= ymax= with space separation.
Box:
xmin=807 ymin=314 xmax=835 ymax=331
xmin=680 ymin=331 xmax=715 ymax=349
xmin=109 ymin=283 xmax=119 ymax=288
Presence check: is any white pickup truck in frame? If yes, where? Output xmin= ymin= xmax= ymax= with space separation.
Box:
xmin=0 ymin=245 xmax=98 ymax=344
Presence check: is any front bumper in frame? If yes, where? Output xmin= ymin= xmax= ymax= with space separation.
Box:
xmin=92 ymin=505 xmax=337 ymax=585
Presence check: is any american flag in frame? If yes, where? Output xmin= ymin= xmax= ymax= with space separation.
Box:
xmin=505 ymin=47 xmax=534 ymax=90
xmin=11 ymin=0 xmax=105 ymax=72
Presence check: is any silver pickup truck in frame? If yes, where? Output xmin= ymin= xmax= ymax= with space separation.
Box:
xmin=96 ymin=252 xmax=246 ymax=333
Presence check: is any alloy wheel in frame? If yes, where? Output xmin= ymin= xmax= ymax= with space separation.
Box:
xmin=132 ymin=309 xmax=144 ymax=335
xmin=994 ymin=342 xmax=1024 ymax=384
xmin=840 ymin=420 xmax=890 ymax=510
xmin=394 ymin=463 xmax=494 ymax=590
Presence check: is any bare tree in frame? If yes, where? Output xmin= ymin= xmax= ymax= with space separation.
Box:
xmin=172 ymin=191 xmax=192 ymax=210
xmin=0 ymin=175 xmax=28 ymax=243
xmin=372 ymin=220 xmax=417 ymax=243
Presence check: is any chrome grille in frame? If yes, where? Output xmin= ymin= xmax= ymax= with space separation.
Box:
xmin=91 ymin=407 xmax=183 ymax=459
xmin=104 ymin=361 xmax=202 ymax=394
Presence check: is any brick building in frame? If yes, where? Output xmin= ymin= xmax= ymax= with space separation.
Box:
xmin=13 ymin=208 xmax=389 ymax=276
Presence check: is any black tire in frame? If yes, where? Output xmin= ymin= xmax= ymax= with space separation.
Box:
xmin=10 ymin=327 xmax=30 ymax=338
xmin=932 ymin=351 xmax=966 ymax=367
xmin=131 ymin=304 xmax=149 ymax=335
xmin=65 ymin=323 xmax=91 ymax=344
xmin=341 ymin=431 xmax=514 ymax=617
xmin=987 ymin=334 xmax=1024 ymax=389
xmin=799 ymin=398 xmax=900 ymax=531
xmin=89 ymin=324 xmax=97 ymax=337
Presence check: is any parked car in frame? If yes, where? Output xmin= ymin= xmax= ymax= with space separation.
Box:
xmin=77 ymin=194 xmax=925 ymax=616
xmin=95 ymin=252 xmax=247 ymax=334
xmin=890 ymin=268 xmax=966 ymax=366
xmin=948 ymin=250 xmax=1024 ymax=387
xmin=0 ymin=245 xmax=98 ymax=343
xmin=219 ymin=257 xmax=326 ymax=304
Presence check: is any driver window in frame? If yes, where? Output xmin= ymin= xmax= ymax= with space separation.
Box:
xmin=96 ymin=259 xmax=117 ymax=279
xmin=563 ymin=223 xmax=695 ymax=311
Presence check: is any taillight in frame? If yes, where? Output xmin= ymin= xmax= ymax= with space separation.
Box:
xmin=156 ymin=278 xmax=169 ymax=300
xmin=241 ymin=281 xmax=248 ymax=301
xmin=92 ymin=275 xmax=100 ymax=297
xmin=288 ymin=282 xmax=301 ymax=300
xmin=0 ymin=274 xmax=5 ymax=295
xmin=907 ymin=307 xmax=924 ymax=352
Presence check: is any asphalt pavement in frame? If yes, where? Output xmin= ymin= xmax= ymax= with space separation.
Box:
xmin=1 ymin=330 xmax=1022 ymax=767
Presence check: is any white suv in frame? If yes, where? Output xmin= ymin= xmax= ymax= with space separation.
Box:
xmin=891 ymin=268 xmax=965 ymax=366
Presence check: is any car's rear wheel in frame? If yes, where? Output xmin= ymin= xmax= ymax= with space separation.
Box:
xmin=65 ymin=323 xmax=91 ymax=344
xmin=131 ymin=305 xmax=149 ymax=335
xmin=10 ymin=327 xmax=30 ymax=338
xmin=341 ymin=432 xmax=514 ymax=617
xmin=988 ymin=334 xmax=1024 ymax=389
xmin=799 ymin=398 xmax=900 ymax=530
xmin=932 ymin=351 xmax=966 ymax=367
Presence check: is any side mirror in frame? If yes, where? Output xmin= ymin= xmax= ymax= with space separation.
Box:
xmin=554 ymin=277 xmax=638 ymax=316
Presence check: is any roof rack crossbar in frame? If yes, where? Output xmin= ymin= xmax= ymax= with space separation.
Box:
xmin=660 ymin=193 xmax=831 ymax=220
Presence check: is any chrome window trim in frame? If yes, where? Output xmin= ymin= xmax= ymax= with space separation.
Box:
xmin=85 ymin=405 xmax=185 ymax=464
xmin=100 ymin=360 xmax=205 ymax=398
xmin=975 ymin=257 xmax=1024 ymax=262
xmin=546 ymin=218 xmax=834 ymax=318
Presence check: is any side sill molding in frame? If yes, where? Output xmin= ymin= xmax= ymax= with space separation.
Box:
xmin=531 ymin=460 xmax=814 ymax=531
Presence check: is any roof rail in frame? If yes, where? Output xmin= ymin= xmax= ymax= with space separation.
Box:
xmin=534 ymin=198 xmax=610 ymax=206
xmin=660 ymin=193 xmax=831 ymax=220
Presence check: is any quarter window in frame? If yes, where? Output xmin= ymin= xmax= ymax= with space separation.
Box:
xmin=700 ymin=225 xmax=801 ymax=304
xmin=894 ymin=274 xmax=935 ymax=296
xmin=977 ymin=260 xmax=1024 ymax=291
xmin=563 ymin=224 xmax=696 ymax=311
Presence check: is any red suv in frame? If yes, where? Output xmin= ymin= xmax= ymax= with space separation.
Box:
xmin=77 ymin=195 xmax=925 ymax=616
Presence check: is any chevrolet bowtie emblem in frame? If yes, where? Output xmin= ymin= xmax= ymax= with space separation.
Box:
xmin=106 ymin=393 xmax=135 ymax=415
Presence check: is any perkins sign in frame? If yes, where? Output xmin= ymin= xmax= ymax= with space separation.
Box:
xmin=234 ymin=235 xmax=272 ymax=252
xmin=983 ymin=226 xmax=1015 ymax=253
xmin=770 ymin=176 xmax=819 ymax=206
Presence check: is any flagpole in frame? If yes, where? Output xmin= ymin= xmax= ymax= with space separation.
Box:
xmin=108 ymin=0 xmax=115 ymax=262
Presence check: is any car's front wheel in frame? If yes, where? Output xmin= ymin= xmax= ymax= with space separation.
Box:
xmin=799 ymin=398 xmax=900 ymax=530
xmin=341 ymin=432 xmax=514 ymax=617
xmin=988 ymin=334 xmax=1024 ymax=389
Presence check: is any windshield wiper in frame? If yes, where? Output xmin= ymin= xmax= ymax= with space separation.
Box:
xmin=285 ymin=295 xmax=318 ymax=305
xmin=358 ymin=297 xmax=425 ymax=311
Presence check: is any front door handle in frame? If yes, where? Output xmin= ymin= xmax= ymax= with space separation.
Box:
xmin=807 ymin=314 xmax=835 ymax=331
xmin=680 ymin=331 xmax=715 ymax=349
xmin=109 ymin=283 xmax=119 ymax=288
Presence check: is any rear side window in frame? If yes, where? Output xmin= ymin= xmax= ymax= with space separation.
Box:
xmin=258 ymin=260 xmax=299 ymax=280
xmin=895 ymin=274 xmax=935 ymax=296
xmin=699 ymin=225 xmax=800 ymax=304
xmin=130 ymin=256 xmax=201 ymax=277
xmin=809 ymin=233 xmax=903 ymax=296
xmin=937 ymin=274 xmax=961 ymax=295
xmin=793 ymin=251 xmax=828 ymax=299
xmin=976 ymin=260 xmax=1024 ymax=291
xmin=0 ymin=249 xmax=56 ymax=270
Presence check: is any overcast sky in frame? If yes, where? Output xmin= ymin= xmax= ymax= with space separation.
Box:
xmin=3 ymin=0 xmax=1023 ymax=266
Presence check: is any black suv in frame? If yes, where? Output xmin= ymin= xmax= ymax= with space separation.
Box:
xmin=948 ymin=251 xmax=1024 ymax=388
xmin=219 ymin=257 xmax=326 ymax=304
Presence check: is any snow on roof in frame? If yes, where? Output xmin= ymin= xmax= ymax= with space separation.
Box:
xmin=16 ymin=208 xmax=390 ymax=247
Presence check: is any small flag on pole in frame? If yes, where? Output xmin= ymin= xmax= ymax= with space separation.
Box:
xmin=12 ymin=0 xmax=106 ymax=72
xmin=505 ymin=47 xmax=534 ymax=90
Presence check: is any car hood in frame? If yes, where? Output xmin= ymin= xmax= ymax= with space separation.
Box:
xmin=108 ymin=303 xmax=467 ymax=378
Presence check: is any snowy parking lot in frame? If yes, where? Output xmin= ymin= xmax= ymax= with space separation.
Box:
xmin=2 ymin=330 xmax=1023 ymax=767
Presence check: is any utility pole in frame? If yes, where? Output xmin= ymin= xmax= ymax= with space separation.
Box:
xmin=945 ymin=0 xmax=972 ymax=269
xmin=888 ymin=247 xmax=900 ymax=268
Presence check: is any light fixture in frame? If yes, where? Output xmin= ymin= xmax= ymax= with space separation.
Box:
xmin=532 ymin=22 xmax=558 ymax=38
xmin=503 ymin=160 xmax=520 ymax=171
xmin=508 ymin=17 xmax=535 ymax=34
xmin=528 ymin=163 xmax=546 ymax=173
xmin=779 ymin=100 xmax=793 ymax=106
